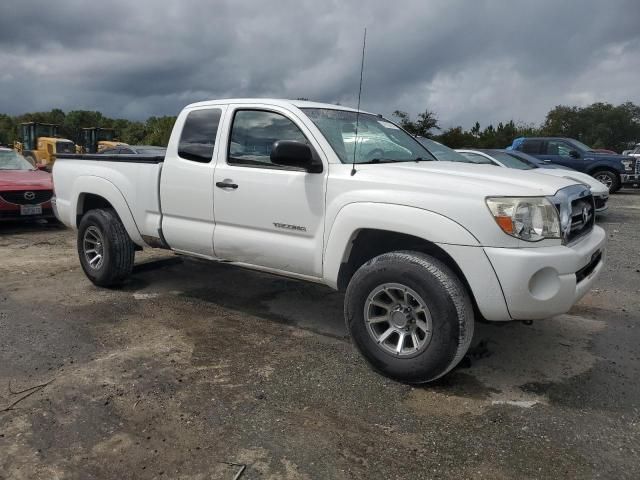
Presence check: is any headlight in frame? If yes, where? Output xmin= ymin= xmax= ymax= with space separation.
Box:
xmin=486 ymin=197 xmax=561 ymax=242
xmin=621 ymin=159 xmax=633 ymax=171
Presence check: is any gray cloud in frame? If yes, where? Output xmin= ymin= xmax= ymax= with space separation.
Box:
xmin=1 ymin=0 xmax=639 ymax=127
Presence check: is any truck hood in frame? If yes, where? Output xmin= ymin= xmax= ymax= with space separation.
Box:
xmin=0 ymin=170 xmax=53 ymax=190
xmin=328 ymin=160 xmax=586 ymax=248
xmin=535 ymin=168 xmax=608 ymax=196
xmin=354 ymin=160 xmax=578 ymax=196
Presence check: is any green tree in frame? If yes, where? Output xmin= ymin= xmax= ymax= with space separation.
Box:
xmin=435 ymin=126 xmax=477 ymax=148
xmin=62 ymin=110 xmax=107 ymax=143
xmin=143 ymin=116 xmax=176 ymax=146
xmin=542 ymin=102 xmax=640 ymax=152
xmin=0 ymin=114 xmax=16 ymax=146
xmin=392 ymin=109 xmax=440 ymax=137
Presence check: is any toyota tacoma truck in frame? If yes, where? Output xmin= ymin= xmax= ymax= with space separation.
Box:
xmin=53 ymin=99 xmax=606 ymax=383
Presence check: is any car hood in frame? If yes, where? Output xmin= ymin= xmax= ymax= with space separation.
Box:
xmin=354 ymin=161 xmax=578 ymax=196
xmin=536 ymin=168 xmax=608 ymax=196
xmin=0 ymin=170 xmax=53 ymax=190
xmin=588 ymin=152 xmax=632 ymax=162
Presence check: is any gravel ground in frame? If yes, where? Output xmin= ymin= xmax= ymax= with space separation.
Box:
xmin=0 ymin=190 xmax=639 ymax=479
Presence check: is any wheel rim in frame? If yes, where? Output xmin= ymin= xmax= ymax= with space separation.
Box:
xmin=83 ymin=226 xmax=105 ymax=270
xmin=595 ymin=173 xmax=613 ymax=190
xmin=364 ymin=283 xmax=433 ymax=357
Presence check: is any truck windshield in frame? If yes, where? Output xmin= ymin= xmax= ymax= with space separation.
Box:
xmin=567 ymin=139 xmax=593 ymax=152
xmin=0 ymin=150 xmax=35 ymax=170
xmin=416 ymin=137 xmax=470 ymax=162
xmin=56 ymin=141 xmax=76 ymax=154
xmin=488 ymin=151 xmax=535 ymax=170
xmin=301 ymin=108 xmax=435 ymax=164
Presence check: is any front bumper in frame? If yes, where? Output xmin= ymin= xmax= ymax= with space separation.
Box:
xmin=483 ymin=226 xmax=606 ymax=320
xmin=621 ymin=173 xmax=640 ymax=186
xmin=0 ymin=198 xmax=55 ymax=221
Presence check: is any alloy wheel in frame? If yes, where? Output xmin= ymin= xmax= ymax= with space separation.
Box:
xmin=364 ymin=283 xmax=433 ymax=357
xmin=83 ymin=226 xmax=105 ymax=270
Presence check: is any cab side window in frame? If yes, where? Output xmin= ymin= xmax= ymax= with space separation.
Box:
xmin=178 ymin=108 xmax=222 ymax=163
xmin=228 ymin=110 xmax=308 ymax=167
xmin=546 ymin=140 xmax=572 ymax=157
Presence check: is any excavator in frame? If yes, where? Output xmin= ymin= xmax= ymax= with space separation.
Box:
xmin=14 ymin=122 xmax=76 ymax=167
xmin=78 ymin=127 xmax=127 ymax=153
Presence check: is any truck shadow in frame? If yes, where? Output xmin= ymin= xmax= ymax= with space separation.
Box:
xmin=128 ymin=256 xmax=347 ymax=338
xmin=126 ymin=254 xmax=609 ymax=404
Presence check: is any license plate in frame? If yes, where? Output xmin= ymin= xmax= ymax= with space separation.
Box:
xmin=20 ymin=205 xmax=42 ymax=215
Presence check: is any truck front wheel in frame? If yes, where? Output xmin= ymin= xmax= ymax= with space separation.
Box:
xmin=344 ymin=251 xmax=474 ymax=383
xmin=77 ymin=208 xmax=135 ymax=287
xmin=592 ymin=170 xmax=621 ymax=193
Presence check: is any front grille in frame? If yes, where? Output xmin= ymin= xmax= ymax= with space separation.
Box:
xmin=0 ymin=190 xmax=53 ymax=205
xmin=635 ymin=157 xmax=640 ymax=175
xmin=550 ymin=185 xmax=595 ymax=245
xmin=567 ymin=194 xmax=595 ymax=243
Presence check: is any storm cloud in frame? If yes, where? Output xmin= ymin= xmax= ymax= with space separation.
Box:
xmin=1 ymin=0 xmax=639 ymax=127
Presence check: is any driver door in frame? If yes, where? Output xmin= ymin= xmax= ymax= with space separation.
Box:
xmin=212 ymin=105 xmax=327 ymax=278
xmin=541 ymin=140 xmax=582 ymax=169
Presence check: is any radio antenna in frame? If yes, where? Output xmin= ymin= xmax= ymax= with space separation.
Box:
xmin=351 ymin=27 xmax=367 ymax=176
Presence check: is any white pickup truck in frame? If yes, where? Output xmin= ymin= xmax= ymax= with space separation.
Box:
xmin=53 ymin=99 xmax=606 ymax=383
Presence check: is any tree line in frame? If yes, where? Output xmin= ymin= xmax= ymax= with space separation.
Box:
xmin=1 ymin=101 xmax=638 ymax=153
xmin=394 ymin=101 xmax=640 ymax=153
xmin=0 ymin=109 xmax=177 ymax=148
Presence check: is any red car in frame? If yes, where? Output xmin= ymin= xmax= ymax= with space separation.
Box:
xmin=0 ymin=148 xmax=55 ymax=221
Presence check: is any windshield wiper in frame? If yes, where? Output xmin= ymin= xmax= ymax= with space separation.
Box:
xmin=359 ymin=158 xmax=404 ymax=164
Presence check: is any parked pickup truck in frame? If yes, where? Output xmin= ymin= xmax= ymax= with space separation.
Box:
xmin=53 ymin=99 xmax=606 ymax=383
xmin=508 ymin=137 xmax=639 ymax=192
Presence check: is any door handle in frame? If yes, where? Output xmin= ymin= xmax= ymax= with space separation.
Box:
xmin=216 ymin=181 xmax=238 ymax=189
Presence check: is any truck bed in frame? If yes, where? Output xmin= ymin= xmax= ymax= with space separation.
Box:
xmin=53 ymin=154 xmax=165 ymax=245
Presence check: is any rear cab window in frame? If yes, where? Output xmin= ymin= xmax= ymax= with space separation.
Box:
xmin=178 ymin=108 xmax=222 ymax=163
xmin=521 ymin=139 xmax=543 ymax=154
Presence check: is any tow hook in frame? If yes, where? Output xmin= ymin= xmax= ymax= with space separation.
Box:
xmin=522 ymin=320 xmax=533 ymax=326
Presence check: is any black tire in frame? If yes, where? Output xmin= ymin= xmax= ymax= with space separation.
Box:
xmin=592 ymin=170 xmax=620 ymax=193
xmin=344 ymin=251 xmax=474 ymax=383
xmin=77 ymin=208 xmax=135 ymax=287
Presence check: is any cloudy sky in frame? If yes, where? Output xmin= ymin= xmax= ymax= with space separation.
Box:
xmin=1 ymin=0 xmax=639 ymax=128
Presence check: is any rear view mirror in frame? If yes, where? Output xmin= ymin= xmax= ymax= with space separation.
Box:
xmin=270 ymin=141 xmax=322 ymax=173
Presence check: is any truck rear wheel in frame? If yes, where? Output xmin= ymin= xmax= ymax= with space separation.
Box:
xmin=77 ymin=208 xmax=135 ymax=287
xmin=344 ymin=251 xmax=474 ymax=383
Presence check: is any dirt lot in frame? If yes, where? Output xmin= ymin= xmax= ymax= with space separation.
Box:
xmin=1 ymin=191 xmax=639 ymax=479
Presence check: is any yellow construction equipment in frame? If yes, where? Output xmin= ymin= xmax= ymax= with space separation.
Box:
xmin=14 ymin=122 xmax=75 ymax=167
xmin=78 ymin=127 xmax=127 ymax=153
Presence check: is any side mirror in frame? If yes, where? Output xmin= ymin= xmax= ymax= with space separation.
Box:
xmin=569 ymin=150 xmax=580 ymax=158
xmin=270 ymin=140 xmax=322 ymax=173
xmin=36 ymin=164 xmax=48 ymax=171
